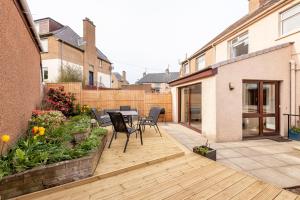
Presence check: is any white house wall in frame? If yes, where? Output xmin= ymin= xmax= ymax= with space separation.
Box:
xmin=97 ymin=72 xmax=111 ymax=88
xmin=42 ymin=59 xmax=83 ymax=83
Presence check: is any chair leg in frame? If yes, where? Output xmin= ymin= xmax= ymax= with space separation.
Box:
xmin=156 ymin=124 xmax=162 ymax=137
xmin=123 ymin=134 xmax=130 ymax=153
xmin=153 ymin=125 xmax=158 ymax=133
xmin=108 ymin=131 xmax=116 ymax=148
xmin=139 ymin=127 xmax=143 ymax=145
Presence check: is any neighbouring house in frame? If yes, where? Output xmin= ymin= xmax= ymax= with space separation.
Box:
xmin=121 ymin=84 xmax=153 ymax=92
xmin=34 ymin=17 xmax=112 ymax=88
xmin=170 ymin=0 xmax=300 ymax=142
xmin=136 ymin=69 xmax=179 ymax=93
xmin=0 ymin=0 xmax=43 ymax=146
xmin=112 ymin=71 xmax=129 ymax=88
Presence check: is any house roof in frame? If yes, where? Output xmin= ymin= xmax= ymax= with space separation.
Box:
xmin=113 ymin=72 xmax=129 ymax=84
xmin=184 ymin=0 xmax=281 ymax=63
xmin=136 ymin=72 xmax=180 ymax=84
xmin=39 ymin=21 xmax=111 ymax=63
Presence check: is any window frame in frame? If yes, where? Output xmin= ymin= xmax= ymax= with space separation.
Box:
xmin=229 ymin=32 xmax=249 ymax=59
xmin=280 ymin=3 xmax=300 ymax=36
xmin=42 ymin=67 xmax=48 ymax=80
xmin=195 ymin=54 xmax=206 ymax=71
xmin=183 ymin=63 xmax=190 ymax=75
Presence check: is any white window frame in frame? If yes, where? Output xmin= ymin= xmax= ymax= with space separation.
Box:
xmin=280 ymin=3 xmax=300 ymax=36
xmin=196 ymin=55 xmax=205 ymax=71
xmin=183 ymin=63 xmax=190 ymax=75
xmin=229 ymin=32 xmax=249 ymax=59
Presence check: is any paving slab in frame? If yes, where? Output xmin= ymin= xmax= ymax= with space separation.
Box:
xmin=249 ymin=168 xmax=300 ymax=188
xmin=228 ymin=157 xmax=265 ymax=171
xmin=251 ymin=155 xmax=287 ymax=167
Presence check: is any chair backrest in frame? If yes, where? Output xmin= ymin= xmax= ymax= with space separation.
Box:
xmin=120 ymin=106 xmax=131 ymax=111
xmin=91 ymin=108 xmax=98 ymax=119
xmin=108 ymin=112 xmax=128 ymax=133
xmin=149 ymin=107 xmax=162 ymax=124
xmin=92 ymin=108 xmax=111 ymax=126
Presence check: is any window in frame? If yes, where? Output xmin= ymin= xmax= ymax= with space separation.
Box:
xmin=40 ymin=39 xmax=48 ymax=52
xmin=196 ymin=55 xmax=205 ymax=71
xmin=42 ymin=67 xmax=48 ymax=80
xmin=281 ymin=4 xmax=300 ymax=35
xmin=229 ymin=32 xmax=249 ymax=58
xmin=183 ymin=63 xmax=190 ymax=75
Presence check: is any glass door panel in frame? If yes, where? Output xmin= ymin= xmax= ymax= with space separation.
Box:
xmin=263 ymin=117 xmax=276 ymax=133
xmin=243 ymin=118 xmax=259 ymax=137
xmin=180 ymin=88 xmax=190 ymax=124
xmin=263 ymin=83 xmax=276 ymax=114
xmin=179 ymin=83 xmax=202 ymax=131
xmin=243 ymin=83 xmax=259 ymax=113
xmin=190 ymin=84 xmax=202 ymax=130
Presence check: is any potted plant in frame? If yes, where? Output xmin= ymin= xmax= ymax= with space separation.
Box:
xmin=193 ymin=140 xmax=216 ymax=161
xmin=289 ymin=127 xmax=300 ymax=141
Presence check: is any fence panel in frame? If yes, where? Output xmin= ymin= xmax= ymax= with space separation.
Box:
xmin=46 ymin=83 xmax=172 ymax=121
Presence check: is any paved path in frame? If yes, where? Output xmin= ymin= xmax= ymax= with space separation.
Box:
xmin=161 ymin=123 xmax=300 ymax=188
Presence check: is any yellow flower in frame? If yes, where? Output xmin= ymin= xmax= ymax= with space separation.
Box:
xmin=38 ymin=127 xmax=45 ymax=136
xmin=1 ymin=135 xmax=10 ymax=143
xmin=32 ymin=126 xmax=39 ymax=134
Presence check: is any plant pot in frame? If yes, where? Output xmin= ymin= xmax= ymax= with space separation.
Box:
xmin=193 ymin=146 xmax=216 ymax=161
xmin=289 ymin=129 xmax=300 ymax=141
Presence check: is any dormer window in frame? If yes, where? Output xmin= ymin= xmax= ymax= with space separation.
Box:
xmin=196 ymin=55 xmax=205 ymax=71
xmin=229 ymin=32 xmax=249 ymax=58
xmin=183 ymin=63 xmax=190 ymax=75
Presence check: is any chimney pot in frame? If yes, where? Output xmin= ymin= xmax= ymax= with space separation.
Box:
xmin=143 ymin=72 xmax=146 ymax=77
xmin=248 ymin=0 xmax=267 ymax=13
xmin=122 ymin=71 xmax=126 ymax=81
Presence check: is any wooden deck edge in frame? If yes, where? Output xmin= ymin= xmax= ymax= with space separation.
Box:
xmin=14 ymin=151 xmax=185 ymax=200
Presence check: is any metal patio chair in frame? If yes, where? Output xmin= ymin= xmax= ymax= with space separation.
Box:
xmin=91 ymin=108 xmax=112 ymax=127
xmin=139 ymin=107 xmax=162 ymax=137
xmin=107 ymin=112 xmax=142 ymax=153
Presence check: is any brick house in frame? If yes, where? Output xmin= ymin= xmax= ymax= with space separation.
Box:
xmin=137 ymin=69 xmax=179 ymax=93
xmin=112 ymin=71 xmax=129 ymax=89
xmin=0 ymin=0 xmax=43 ymax=145
xmin=34 ymin=17 xmax=113 ymax=88
xmin=170 ymin=0 xmax=300 ymax=142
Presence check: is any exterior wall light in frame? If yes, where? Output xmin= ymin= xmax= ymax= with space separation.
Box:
xmin=229 ymin=82 xmax=235 ymax=91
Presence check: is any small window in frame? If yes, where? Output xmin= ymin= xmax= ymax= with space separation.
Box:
xmin=196 ymin=55 xmax=205 ymax=71
xmin=229 ymin=32 xmax=249 ymax=58
xmin=42 ymin=67 xmax=48 ymax=80
xmin=183 ymin=63 xmax=190 ymax=75
xmin=40 ymin=39 xmax=48 ymax=52
xmin=281 ymin=4 xmax=300 ymax=35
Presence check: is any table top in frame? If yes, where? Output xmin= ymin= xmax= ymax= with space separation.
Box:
xmin=117 ymin=110 xmax=139 ymax=116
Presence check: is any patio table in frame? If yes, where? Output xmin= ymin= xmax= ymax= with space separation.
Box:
xmin=102 ymin=110 xmax=139 ymax=127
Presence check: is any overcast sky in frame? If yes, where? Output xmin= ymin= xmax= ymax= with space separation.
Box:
xmin=27 ymin=0 xmax=248 ymax=83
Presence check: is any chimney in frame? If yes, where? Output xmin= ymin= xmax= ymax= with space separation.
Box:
xmin=122 ymin=71 xmax=126 ymax=82
xmin=143 ymin=72 xmax=147 ymax=77
xmin=165 ymin=68 xmax=170 ymax=74
xmin=83 ymin=17 xmax=96 ymax=48
xmin=248 ymin=0 xmax=267 ymax=13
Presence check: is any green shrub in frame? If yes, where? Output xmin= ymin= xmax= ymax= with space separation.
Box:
xmin=291 ymin=127 xmax=300 ymax=134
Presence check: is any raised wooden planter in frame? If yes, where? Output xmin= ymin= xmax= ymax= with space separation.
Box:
xmin=193 ymin=146 xmax=216 ymax=161
xmin=0 ymin=135 xmax=107 ymax=200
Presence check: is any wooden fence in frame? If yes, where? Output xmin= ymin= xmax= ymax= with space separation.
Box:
xmin=46 ymin=83 xmax=173 ymax=121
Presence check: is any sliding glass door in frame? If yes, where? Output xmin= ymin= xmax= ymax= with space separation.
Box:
xmin=180 ymin=83 xmax=202 ymax=131
xmin=242 ymin=81 xmax=279 ymax=138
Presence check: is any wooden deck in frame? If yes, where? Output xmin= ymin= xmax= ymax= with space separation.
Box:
xmin=14 ymin=127 xmax=299 ymax=200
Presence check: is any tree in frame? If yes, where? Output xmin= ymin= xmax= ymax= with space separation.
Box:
xmin=57 ymin=64 xmax=82 ymax=83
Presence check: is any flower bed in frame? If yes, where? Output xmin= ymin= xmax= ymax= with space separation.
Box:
xmin=0 ymin=113 xmax=107 ymax=199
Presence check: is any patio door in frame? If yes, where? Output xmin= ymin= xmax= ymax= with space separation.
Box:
xmin=242 ymin=80 xmax=279 ymax=138
xmin=179 ymin=83 xmax=202 ymax=131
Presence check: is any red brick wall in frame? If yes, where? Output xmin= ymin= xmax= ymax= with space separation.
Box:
xmin=0 ymin=0 xmax=42 ymax=146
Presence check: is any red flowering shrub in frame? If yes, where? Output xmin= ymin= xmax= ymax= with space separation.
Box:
xmin=44 ymin=86 xmax=76 ymax=117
